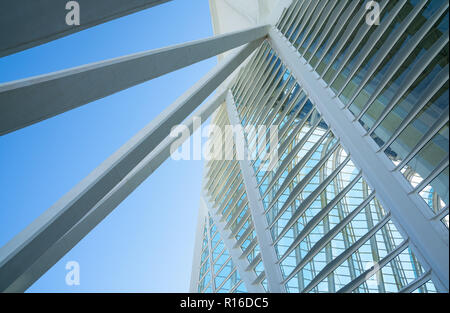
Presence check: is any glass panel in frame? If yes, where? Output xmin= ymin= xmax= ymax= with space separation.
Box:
xmin=315 ymin=1 xmax=356 ymax=74
xmin=362 ymin=43 xmax=448 ymax=132
xmin=353 ymin=247 xmax=426 ymax=293
xmin=285 ymin=200 xmax=394 ymax=292
xmin=401 ymin=125 xmax=448 ymax=188
xmin=330 ymin=0 xmax=400 ymax=93
xmin=385 ymin=85 xmax=448 ymax=164
xmin=412 ymin=279 xmax=437 ymax=293
xmin=348 ymin=8 xmax=448 ymax=117
xmin=419 ymin=167 xmax=449 ymax=214
xmin=370 ymin=45 xmax=449 ymax=146
xmin=338 ymin=0 xmax=426 ymax=105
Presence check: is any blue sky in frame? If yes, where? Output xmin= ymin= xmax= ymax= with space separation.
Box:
xmin=0 ymin=0 xmax=216 ymax=292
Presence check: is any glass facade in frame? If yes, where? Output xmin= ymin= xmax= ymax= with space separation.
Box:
xmin=196 ymin=213 xmax=248 ymax=293
xmin=193 ymin=0 xmax=448 ymax=293
xmin=2 ymin=0 xmax=448 ymax=294
xmin=276 ymin=0 xmax=449 ymax=231
xmin=195 ymin=104 xmax=267 ymax=293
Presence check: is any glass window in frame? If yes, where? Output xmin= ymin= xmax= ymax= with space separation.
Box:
xmin=385 ymin=85 xmax=448 ymax=164
xmin=370 ymin=45 xmax=448 ymax=146
xmin=401 ymin=125 xmax=448 ymax=188
xmin=419 ymin=167 xmax=449 ymax=214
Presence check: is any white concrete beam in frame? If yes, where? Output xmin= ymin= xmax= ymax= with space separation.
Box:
xmin=13 ymin=88 xmax=232 ymax=293
xmin=2 ymin=87 xmax=229 ymax=294
xmin=0 ymin=39 xmax=263 ymax=292
xmin=225 ymin=90 xmax=286 ymax=293
xmin=0 ymin=0 xmax=172 ymax=57
xmin=268 ymin=26 xmax=449 ymax=292
xmin=0 ymin=25 xmax=269 ymax=135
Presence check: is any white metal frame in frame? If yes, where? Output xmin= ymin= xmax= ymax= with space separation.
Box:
xmin=2 ymin=0 xmax=447 ymax=294
xmin=268 ymin=26 xmax=449 ymax=292
xmin=202 ymin=193 xmax=264 ymax=293
xmin=0 ymin=25 xmax=269 ymax=135
xmin=225 ymin=91 xmax=286 ymax=293
xmin=0 ymin=28 xmax=267 ymax=292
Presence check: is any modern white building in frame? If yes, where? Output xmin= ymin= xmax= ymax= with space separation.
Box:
xmin=0 ymin=0 xmax=447 ymax=293
xmin=190 ymin=0 xmax=449 ymax=293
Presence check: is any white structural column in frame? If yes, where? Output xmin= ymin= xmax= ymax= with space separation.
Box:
xmin=268 ymin=27 xmax=449 ymax=292
xmin=0 ymin=0 xmax=172 ymax=57
xmin=189 ymin=199 xmax=212 ymax=293
xmin=202 ymin=194 xmax=264 ymax=293
xmin=0 ymin=25 xmax=269 ymax=135
xmin=225 ymin=91 xmax=286 ymax=293
xmin=3 ymin=88 xmax=228 ymax=294
xmin=0 ymin=38 xmax=264 ymax=293
xmin=6 ymin=87 xmax=231 ymax=293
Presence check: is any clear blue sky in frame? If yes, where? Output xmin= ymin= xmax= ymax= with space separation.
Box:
xmin=0 ymin=0 xmax=215 ymax=292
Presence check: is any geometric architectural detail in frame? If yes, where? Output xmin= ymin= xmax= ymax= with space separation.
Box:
xmin=0 ymin=25 xmax=269 ymax=135
xmin=0 ymin=0 xmax=447 ymax=293
xmin=0 ymin=17 xmax=268 ymax=293
xmin=191 ymin=0 xmax=448 ymax=293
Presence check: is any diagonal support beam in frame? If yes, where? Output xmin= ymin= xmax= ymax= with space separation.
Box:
xmin=268 ymin=26 xmax=449 ymax=292
xmin=0 ymin=25 xmax=269 ymax=135
xmin=225 ymin=90 xmax=286 ymax=293
xmin=0 ymin=39 xmax=263 ymax=292
xmin=4 ymin=87 xmax=228 ymax=294
xmin=0 ymin=0 xmax=172 ymax=57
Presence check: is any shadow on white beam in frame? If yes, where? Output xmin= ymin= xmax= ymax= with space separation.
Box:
xmin=267 ymin=26 xmax=449 ymax=292
xmin=0 ymin=25 xmax=269 ymax=135
xmin=0 ymin=0 xmax=172 ymax=57
xmin=0 ymin=39 xmax=263 ymax=293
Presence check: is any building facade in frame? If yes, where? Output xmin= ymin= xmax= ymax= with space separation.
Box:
xmin=0 ymin=0 xmax=447 ymax=293
xmin=191 ymin=0 xmax=449 ymax=293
